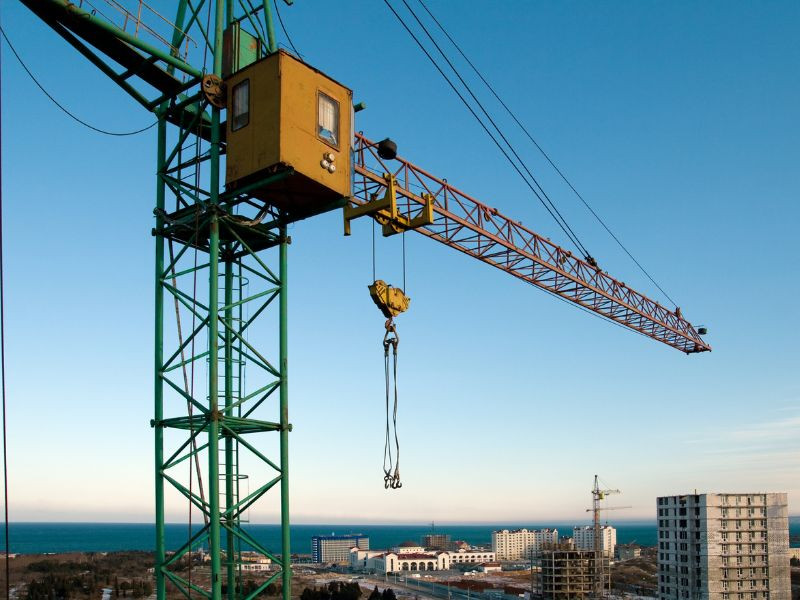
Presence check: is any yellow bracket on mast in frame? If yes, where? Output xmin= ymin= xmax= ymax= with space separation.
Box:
xmin=344 ymin=173 xmax=434 ymax=236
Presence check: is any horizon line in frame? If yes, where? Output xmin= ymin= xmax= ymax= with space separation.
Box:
xmin=6 ymin=516 xmax=800 ymax=526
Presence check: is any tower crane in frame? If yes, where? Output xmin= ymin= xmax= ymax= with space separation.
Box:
xmin=585 ymin=475 xmax=630 ymax=597
xmin=13 ymin=3 xmax=711 ymax=600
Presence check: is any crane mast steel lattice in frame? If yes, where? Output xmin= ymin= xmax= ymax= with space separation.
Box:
xmin=588 ymin=475 xmax=622 ymax=598
xmin=18 ymin=3 xmax=712 ymax=600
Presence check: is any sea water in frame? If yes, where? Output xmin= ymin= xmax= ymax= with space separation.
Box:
xmin=6 ymin=519 xmax=800 ymax=554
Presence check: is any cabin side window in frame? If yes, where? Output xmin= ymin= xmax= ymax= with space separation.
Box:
xmin=317 ymin=91 xmax=339 ymax=147
xmin=232 ymin=79 xmax=250 ymax=131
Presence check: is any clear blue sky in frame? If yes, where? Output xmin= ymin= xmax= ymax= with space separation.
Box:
xmin=1 ymin=1 xmax=798 ymax=524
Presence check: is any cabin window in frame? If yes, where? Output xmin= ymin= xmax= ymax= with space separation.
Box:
xmin=317 ymin=91 xmax=339 ymax=147
xmin=232 ymin=79 xmax=250 ymax=131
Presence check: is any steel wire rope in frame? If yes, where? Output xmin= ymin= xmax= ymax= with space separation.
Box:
xmin=382 ymin=324 xmax=401 ymax=489
xmin=391 ymin=341 xmax=400 ymax=487
xmin=381 ymin=0 xmax=589 ymax=259
xmin=0 ymin=25 xmax=156 ymax=137
xmin=273 ymin=0 xmax=302 ymax=58
xmin=241 ymin=0 xmax=270 ymax=53
xmin=396 ymin=0 xmax=591 ymax=261
xmin=191 ymin=0 xmax=214 ymax=540
xmin=402 ymin=232 xmax=407 ymax=292
xmin=1 ymin=36 xmax=10 ymax=597
xmin=380 ymin=4 xmax=678 ymax=347
xmin=173 ymin=2 xmax=216 ymax=581
xmin=414 ymin=0 xmax=678 ymax=308
xmin=383 ymin=343 xmax=393 ymax=483
xmin=166 ymin=133 xmax=203 ymax=599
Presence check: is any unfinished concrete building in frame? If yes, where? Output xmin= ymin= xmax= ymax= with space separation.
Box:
xmin=539 ymin=547 xmax=609 ymax=599
xmin=656 ymin=493 xmax=790 ymax=600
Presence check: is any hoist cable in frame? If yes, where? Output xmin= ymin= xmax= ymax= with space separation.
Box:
xmin=383 ymin=347 xmax=393 ymax=481
xmin=372 ymin=220 xmax=377 ymax=282
xmin=391 ymin=345 xmax=400 ymax=487
xmin=382 ymin=323 xmax=401 ymax=489
xmin=0 ymin=25 xmax=156 ymax=137
xmin=397 ymin=0 xmax=590 ymax=260
xmin=415 ymin=0 xmax=678 ymax=308
xmin=242 ymin=0 xmax=269 ymax=51
xmin=1 ymin=42 xmax=10 ymax=598
xmin=273 ymin=0 xmax=302 ymax=58
xmin=402 ymin=232 xmax=407 ymax=292
xmin=382 ymin=0 xmax=589 ymax=259
xmin=381 ymin=0 xmax=586 ymax=257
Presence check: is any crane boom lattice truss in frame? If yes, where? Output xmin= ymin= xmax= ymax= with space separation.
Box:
xmin=352 ymin=135 xmax=711 ymax=354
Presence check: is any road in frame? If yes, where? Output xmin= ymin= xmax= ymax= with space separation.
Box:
xmin=360 ymin=575 xmax=486 ymax=600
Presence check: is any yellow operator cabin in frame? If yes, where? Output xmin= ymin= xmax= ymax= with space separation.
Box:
xmin=224 ymin=49 xmax=353 ymax=216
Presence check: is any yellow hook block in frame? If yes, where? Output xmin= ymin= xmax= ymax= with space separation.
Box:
xmin=368 ymin=280 xmax=410 ymax=319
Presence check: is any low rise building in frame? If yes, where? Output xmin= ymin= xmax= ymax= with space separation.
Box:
xmin=449 ymin=549 xmax=497 ymax=565
xmin=395 ymin=542 xmax=426 ymax=553
xmin=241 ymin=551 xmax=272 ymax=571
xmin=478 ymin=562 xmax=502 ymax=573
xmin=492 ymin=528 xmax=559 ymax=559
xmin=240 ymin=562 xmax=272 ymax=572
xmin=351 ymin=547 xmax=450 ymax=573
xmin=350 ymin=549 xmax=388 ymax=570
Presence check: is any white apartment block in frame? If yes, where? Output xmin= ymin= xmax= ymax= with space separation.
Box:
xmin=573 ymin=525 xmax=617 ymax=558
xmin=656 ymin=493 xmax=790 ymax=600
xmin=491 ymin=528 xmax=559 ymax=559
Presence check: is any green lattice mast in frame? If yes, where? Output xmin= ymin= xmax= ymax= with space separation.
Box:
xmin=19 ymin=2 xmax=293 ymax=600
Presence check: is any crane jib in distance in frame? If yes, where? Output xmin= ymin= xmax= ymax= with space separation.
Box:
xmin=16 ymin=3 xmax=711 ymax=600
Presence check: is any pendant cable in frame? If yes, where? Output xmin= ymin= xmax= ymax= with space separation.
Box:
xmin=1 ymin=36 xmax=10 ymax=597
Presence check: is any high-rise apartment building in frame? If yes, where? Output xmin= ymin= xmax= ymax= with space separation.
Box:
xmin=573 ymin=525 xmax=617 ymax=558
xmin=656 ymin=493 xmax=790 ymax=600
xmin=311 ymin=534 xmax=369 ymax=563
xmin=492 ymin=528 xmax=559 ymax=559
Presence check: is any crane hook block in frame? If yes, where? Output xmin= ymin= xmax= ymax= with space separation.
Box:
xmin=369 ymin=280 xmax=410 ymax=319
xmin=344 ymin=173 xmax=434 ymax=237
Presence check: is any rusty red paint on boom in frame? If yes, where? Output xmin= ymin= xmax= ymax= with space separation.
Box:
xmin=351 ymin=134 xmax=711 ymax=354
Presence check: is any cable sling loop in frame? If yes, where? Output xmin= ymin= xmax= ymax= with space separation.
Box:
xmin=382 ymin=319 xmax=401 ymax=489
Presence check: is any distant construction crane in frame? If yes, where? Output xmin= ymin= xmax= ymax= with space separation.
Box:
xmin=586 ymin=475 xmax=631 ymax=597
xmin=14 ymin=3 xmax=711 ymax=600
